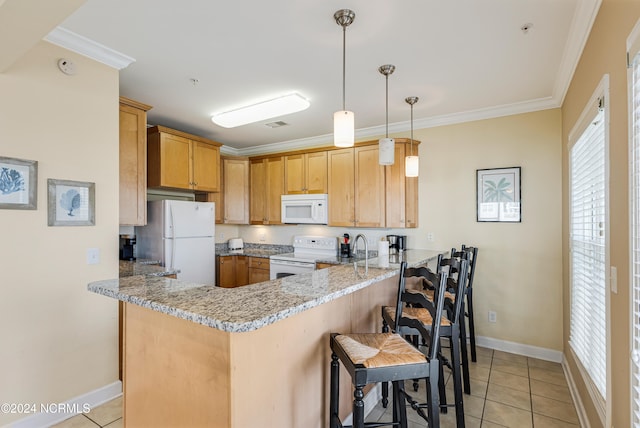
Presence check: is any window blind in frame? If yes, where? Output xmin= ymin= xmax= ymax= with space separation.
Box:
xmin=629 ymin=35 xmax=640 ymax=427
xmin=569 ymin=104 xmax=606 ymax=400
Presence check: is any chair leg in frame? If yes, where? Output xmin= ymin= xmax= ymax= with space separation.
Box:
xmin=459 ymin=311 xmax=471 ymax=395
xmin=353 ymin=386 xmax=365 ymax=428
xmin=450 ymin=326 xmax=466 ymax=428
xmin=467 ymin=288 xmax=477 ymax=362
xmin=330 ymin=353 xmax=340 ymax=428
xmin=393 ymin=380 xmax=409 ymax=428
xmin=437 ymin=352 xmax=448 ymax=414
xmin=426 ymin=362 xmax=441 ymax=428
xmin=381 ymin=319 xmax=389 ymax=408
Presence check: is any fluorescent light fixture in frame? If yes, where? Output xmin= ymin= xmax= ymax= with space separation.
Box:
xmin=211 ymin=93 xmax=310 ymax=128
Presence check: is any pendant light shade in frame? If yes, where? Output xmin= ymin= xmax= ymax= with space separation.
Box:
xmin=405 ymin=96 xmax=419 ymax=177
xmin=334 ymin=110 xmax=355 ymax=147
xmin=333 ymin=9 xmax=355 ymax=148
xmin=378 ymin=64 xmax=396 ymax=165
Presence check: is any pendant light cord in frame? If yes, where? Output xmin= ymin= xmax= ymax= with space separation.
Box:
xmin=385 ymin=75 xmax=389 ymax=138
xmin=342 ymin=26 xmax=346 ymax=111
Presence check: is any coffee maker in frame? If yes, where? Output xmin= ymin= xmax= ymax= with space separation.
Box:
xmin=119 ymin=234 xmax=136 ymax=261
xmin=386 ymin=235 xmax=407 ymax=254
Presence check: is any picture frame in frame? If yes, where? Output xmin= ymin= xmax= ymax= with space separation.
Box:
xmin=476 ymin=167 xmax=521 ymax=222
xmin=47 ymin=179 xmax=95 ymax=226
xmin=0 ymin=156 xmax=38 ymax=210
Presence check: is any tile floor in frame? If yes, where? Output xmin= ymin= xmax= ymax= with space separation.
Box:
xmin=52 ymin=346 xmax=579 ymax=428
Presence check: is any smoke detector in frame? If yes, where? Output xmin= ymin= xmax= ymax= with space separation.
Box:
xmin=57 ymin=58 xmax=76 ymax=75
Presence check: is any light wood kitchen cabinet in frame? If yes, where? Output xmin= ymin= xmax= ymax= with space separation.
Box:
xmin=328 ymin=145 xmax=385 ymax=227
xmin=216 ymin=255 xmax=248 ymax=288
xmin=119 ymin=97 xmax=152 ymax=226
xmin=147 ymin=125 xmax=221 ymax=192
xmin=385 ymin=140 xmax=419 ymax=228
xmin=223 ymin=157 xmax=249 ymax=224
xmin=284 ymin=151 xmax=327 ymax=194
xmin=250 ymin=156 xmax=284 ymax=224
xmin=316 ymin=262 xmax=335 ymax=270
xmin=248 ymin=257 xmax=270 ymax=284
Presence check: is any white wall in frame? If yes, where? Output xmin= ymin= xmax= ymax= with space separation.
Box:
xmin=233 ymin=108 xmax=563 ymax=352
xmin=0 ymin=41 xmax=119 ymax=425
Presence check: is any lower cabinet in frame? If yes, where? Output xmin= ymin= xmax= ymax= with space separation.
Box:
xmin=315 ymin=262 xmax=335 ymax=270
xmin=248 ymin=257 xmax=270 ymax=284
xmin=217 ymin=255 xmax=270 ymax=287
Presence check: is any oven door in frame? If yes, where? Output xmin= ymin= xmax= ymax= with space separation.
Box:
xmin=269 ymin=259 xmax=316 ymax=280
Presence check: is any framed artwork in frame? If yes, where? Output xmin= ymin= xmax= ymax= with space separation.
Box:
xmin=0 ymin=156 xmax=38 ymax=210
xmin=476 ymin=167 xmax=521 ymax=222
xmin=47 ymin=179 xmax=95 ymax=226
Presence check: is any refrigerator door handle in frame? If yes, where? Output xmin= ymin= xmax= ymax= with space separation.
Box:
xmin=169 ymin=204 xmax=176 ymax=270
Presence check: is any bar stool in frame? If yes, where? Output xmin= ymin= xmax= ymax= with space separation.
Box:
xmin=329 ymin=262 xmax=448 ymax=428
xmin=381 ymin=257 xmax=469 ymax=428
xmin=451 ymin=245 xmax=478 ymax=362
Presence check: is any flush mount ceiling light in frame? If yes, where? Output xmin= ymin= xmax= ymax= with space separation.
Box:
xmin=211 ymin=93 xmax=310 ymax=128
xmin=333 ymin=9 xmax=356 ymax=148
xmin=378 ymin=64 xmax=396 ymax=165
xmin=405 ymin=96 xmax=419 ymax=177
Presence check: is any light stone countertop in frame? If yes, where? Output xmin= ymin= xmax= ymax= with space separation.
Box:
xmin=119 ymin=260 xmax=180 ymax=278
xmin=90 ymin=249 xmax=443 ymax=333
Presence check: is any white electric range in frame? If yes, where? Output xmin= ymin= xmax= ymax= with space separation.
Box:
xmin=269 ymin=235 xmax=338 ymax=280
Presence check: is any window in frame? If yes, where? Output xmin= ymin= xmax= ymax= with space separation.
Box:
xmin=568 ymin=75 xmax=609 ymax=423
xmin=628 ymin=17 xmax=640 ymax=427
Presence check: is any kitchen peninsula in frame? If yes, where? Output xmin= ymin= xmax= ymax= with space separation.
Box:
xmin=89 ymin=250 xmax=442 ymax=427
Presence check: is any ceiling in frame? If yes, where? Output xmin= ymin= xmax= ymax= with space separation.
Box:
xmin=49 ymin=0 xmax=599 ymax=154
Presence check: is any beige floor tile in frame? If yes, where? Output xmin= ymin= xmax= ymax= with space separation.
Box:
xmin=463 ymin=394 xmax=486 ymax=419
xmin=483 ymin=401 xmax=533 ymax=427
xmin=489 ymin=370 xmax=530 ymax=393
xmin=475 ymin=354 xmax=494 ymax=368
xmin=493 ymin=350 xmax=528 ymax=366
xmin=482 ymin=421 xmax=508 ymax=428
xmin=531 ymin=395 xmax=579 ymax=425
xmin=103 ymin=418 xmax=124 ymax=428
xmin=529 ymin=367 xmax=567 ymax=387
xmin=51 ymin=415 xmax=99 ymax=428
xmin=438 ymin=411 xmax=482 ymax=428
xmin=469 ymin=364 xmax=491 ymax=382
xmin=85 ymin=396 xmax=123 ymax=427
xmin=474 ymin=346 xmax=495 ymax=358
xmin=470 ymin=378 xmax=489 ymax=398
xmin=486 ymin=383 xmax=532 ymax=411
xmin=533 ymin=413 xmax=579 ymax=427
xmin=527 ymin=358 xmax=563 ymax=373
xmin=530 ymin=379 xmax=573 ymax=404
xmin=492 ymin=358 xmax=530 ymax=377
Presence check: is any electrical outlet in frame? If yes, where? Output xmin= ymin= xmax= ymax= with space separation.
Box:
xmin=427 ymin=232 xmax=434 ymax=242
xmin=259 ymin=233 xmax=266 ymax=242
xmin=86 ymin=248 xmax=100 ymax=265
xmin=488 ymin=311 xmax=497 ymax=323
xmin=220 ymin=232 xmax=224 ymax=240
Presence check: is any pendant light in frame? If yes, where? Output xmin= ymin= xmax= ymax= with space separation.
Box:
xmin=333 ymin=9 xmax=356 ymax=148
xmin=405 ymin=96 xmax=419 ymax=177
xmin=378 ymin=64 xmax=396 ymax=165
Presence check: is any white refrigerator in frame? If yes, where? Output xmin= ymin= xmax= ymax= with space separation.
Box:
xmin=136 ymin=200 xmax=215 ymax=284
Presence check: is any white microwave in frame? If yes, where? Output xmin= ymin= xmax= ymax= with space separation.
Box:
xmin=281 ymin=194 xmax=328 ymax=224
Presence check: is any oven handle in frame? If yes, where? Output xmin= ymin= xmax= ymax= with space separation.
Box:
xmin=270 ymin=259 xmax=316 ymax=268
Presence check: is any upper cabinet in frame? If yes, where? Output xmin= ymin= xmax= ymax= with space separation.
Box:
xmin=327 ymin=145 xmax=385 ymax=227
xmin=385 ymin=141 xmax=419 ymax=228
xmin=119 ymin=97 xmax=152 ymax=226
xmin=147 ymin=125 xmax=221 ymax=192
xmin=222 ymin=157 xmax=249 ymax=224
xmin=284 ymin=151 xmax=327 ymax=194
xmin=250 ymin=156 xmax=284 ymax=225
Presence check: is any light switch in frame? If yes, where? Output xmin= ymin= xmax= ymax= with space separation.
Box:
xmin=86 ymin=248 xmax=100 ymax=265
xmin=610 ymin=266 xmax=617 ymax=294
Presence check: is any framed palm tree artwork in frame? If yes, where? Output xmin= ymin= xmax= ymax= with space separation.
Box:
xmin=476 ymin=167 xmax=521 ymax=222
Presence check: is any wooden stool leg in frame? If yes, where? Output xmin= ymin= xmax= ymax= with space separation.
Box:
xmin=427 ymin=362 xmax=441 ymax=428
xmin=467 ymin=288 xmax=477 ymax=362
xmin=450 ymin=326 xmax=466 ymax=428
xmin=381 ymin=318 xmax=389 ymax=408
xmin=459 ymin=312 xmax=471 ymax=395
xmin=393 ymin=380 xmax=409 ymax=428
xmin=330 ymin=353 xmax=340 ymax=428
xmin=353 ymin=386 xmax=365 ymax=428
xmin=438 ymin=354 xmax=448 ymax=414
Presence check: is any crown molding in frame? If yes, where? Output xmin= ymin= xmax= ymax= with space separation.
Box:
xmin=44 ymin=27 xmax=135 ymax=70
xmin=231 ymin=96 xmax=561 ymax=157
xmin=552 ymin=0 xmax=603 ymax=104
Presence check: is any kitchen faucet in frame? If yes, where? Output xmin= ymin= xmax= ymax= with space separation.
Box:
xmin=353 ymin=233 xmax=368 ymax=276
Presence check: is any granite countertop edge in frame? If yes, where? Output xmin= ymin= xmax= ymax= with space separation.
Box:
xmin=92 ymin=249 xmax=443 ymax=333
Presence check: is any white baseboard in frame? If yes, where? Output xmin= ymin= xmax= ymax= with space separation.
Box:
xmin=476 ymin=335 xmax=563 ymax=362
xmin=342 ymin=384 xmax=382 ymax=426
xmin=4 ymin=381 xmax=122 ymax=428
xmin=562 ymin=356 xmax=591 ymax=428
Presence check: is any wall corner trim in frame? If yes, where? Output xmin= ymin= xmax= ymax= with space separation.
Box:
xmin=563 ymin=356 xmax=592 ymax=428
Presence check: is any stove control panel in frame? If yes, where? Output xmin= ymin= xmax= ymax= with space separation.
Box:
xmin=293 ymin=236 xmax=338 ymax=251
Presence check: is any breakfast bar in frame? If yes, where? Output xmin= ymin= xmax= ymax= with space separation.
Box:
xmin=88 ymin=250 xmax=442 ymax=427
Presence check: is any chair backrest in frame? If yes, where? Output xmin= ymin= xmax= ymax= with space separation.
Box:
xmin=393 ymin=261 xmax=448 ymax=361
xmin=437 ymin=256 xmax=469 ymax=325
xmin=451 ymin=245 xmax=478 ymax=290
